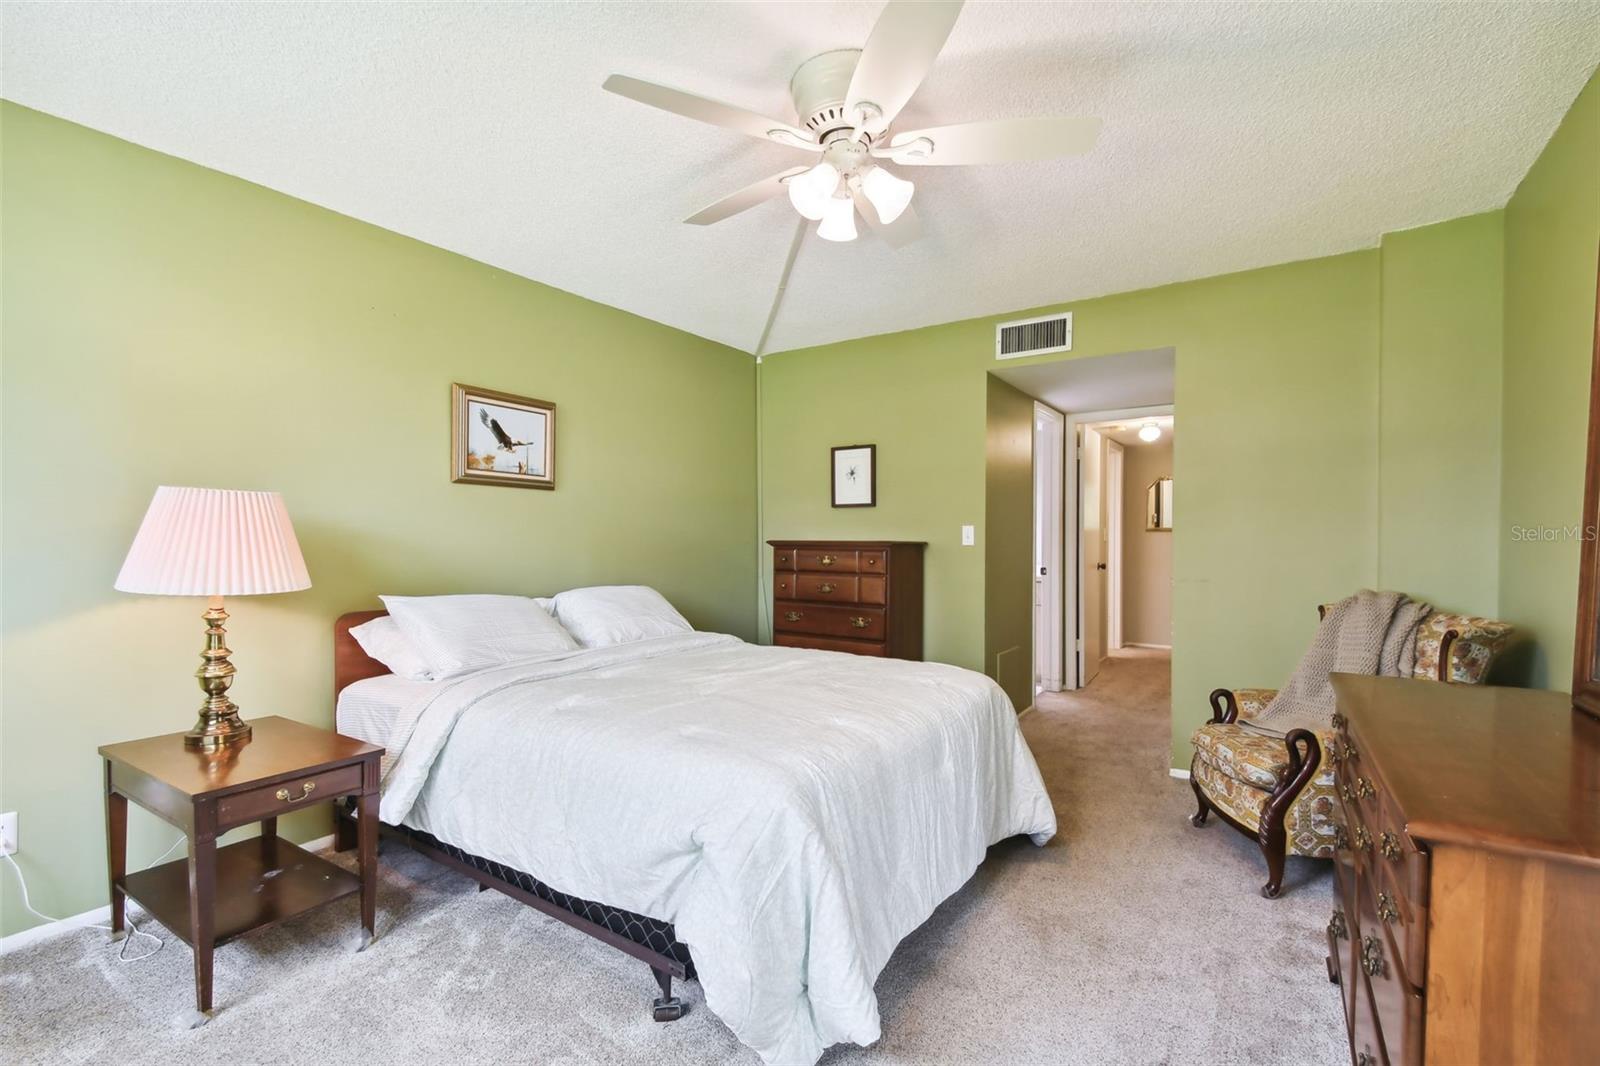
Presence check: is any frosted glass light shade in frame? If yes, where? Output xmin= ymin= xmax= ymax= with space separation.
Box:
xmin=817 ymin=195 xmax=858 ymax=242
xmin=115 ymin=486 xmax=311 ymax=596
xmin=1138 ymin=423 xmax=1162 ymax=442
xmin=787 ymin=162 xmax=840 ymax=221
xmin=861 ymin=165 xmax=915 ymax=224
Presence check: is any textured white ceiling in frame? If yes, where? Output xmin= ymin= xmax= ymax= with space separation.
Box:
xmin=3 ymin=2 xmax=1597 ymax=354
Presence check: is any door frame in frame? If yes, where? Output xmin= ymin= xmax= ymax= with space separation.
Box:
xmin=1033 ymin=402 xmax=1066 ymax=693
xmin=1063 ymin=404 xmax=1173 ymax=689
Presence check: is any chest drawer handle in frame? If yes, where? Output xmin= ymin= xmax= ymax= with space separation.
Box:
xmin=784 ymin=611 xmax=803 ymax=623
xmin=849 ymin=616 xmax=869 ymax=629
xmin=1327 ymin=740 xmax=1343 ymax=765
xmin=276 ymin=781 xmax=316 ymax=803
xmin=1361 ymin=935 xmax=1386 ymax=978
xmin=1377 ymin=892 xmax=1399 ymax=924
xmin=819 ymin=554 xmax=836 ymax=566
xmin=1356 ymin=777 xmax=1376 ymax=799
xmin=1340 ymin=784 xmax=1355 ymax=805
xmin=817 ymin=582 xmax=835 ymax=594
xmin=1353 ymin=825 xmax=1372 ymax=852
xmin=1357 ymin=1052 xmax=1376 ymax=1066
xmin=1379 ymin=831 xmax=1402 ymax=862
xmin=1328 ymin=907 xmax=1348 ymax=940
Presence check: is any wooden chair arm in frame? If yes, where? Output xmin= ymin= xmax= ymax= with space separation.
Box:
xmin=1268 ymin=729 xmax=1322 ymax=810
xmin=1208 ymin=688 xmax=1240 ymax=724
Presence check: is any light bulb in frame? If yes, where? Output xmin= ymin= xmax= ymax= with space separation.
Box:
xmin=860 ymin=165 xmax=915 ymax=224
xmin=787 ymin=162 xmax=840 ymax=221
xmin=817 ymin=195 xmax=858 ymax=242
xmin=1138 ymin=423 xmax=1162 ymax=442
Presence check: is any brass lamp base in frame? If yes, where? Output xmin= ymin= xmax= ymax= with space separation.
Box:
xmin=184 ymin=596 xmax=251 ymax=751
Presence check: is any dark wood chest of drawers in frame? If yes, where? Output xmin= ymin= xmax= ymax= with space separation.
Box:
xmin=1326 ymin=674 xmax=1600 ymax=1066
xmin=768 ymin=540 xmax=925 ymax=659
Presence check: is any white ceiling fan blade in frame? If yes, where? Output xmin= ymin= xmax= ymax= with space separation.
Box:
xmin=880 ymin=116 xmax=1102 ymax=166
xmin=852 ymin=190 xmax=923 ymax=249
xmin=844 ymin=1 xmax=964 ymax=135
xmin=685 ymin=167 xmax=810 ymax=226
xmin=603 ymin=74 xmax=820 ymax=149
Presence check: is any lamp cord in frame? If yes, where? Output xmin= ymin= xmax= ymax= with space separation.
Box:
xmin=3 ymin=836 xmax=184 ymax=962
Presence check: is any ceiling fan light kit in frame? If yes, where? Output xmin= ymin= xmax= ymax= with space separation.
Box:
xmin=603 ymin=0 xmax=1099 ymax=246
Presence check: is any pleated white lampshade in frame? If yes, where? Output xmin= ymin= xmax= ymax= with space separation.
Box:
xmin=115 ymin=486 xmax=311 ymax=597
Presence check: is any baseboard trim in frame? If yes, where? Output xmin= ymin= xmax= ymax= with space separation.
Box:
xmin=1127 ymin=643 xmax=1173 ymax=650
xmin=1017 ymin=703 xmax=1037 ymax=719
xmin=1 ymin=832 xmax=336 ymax=954
xmin=1168 ymin=767 xmax=1192 ymax=780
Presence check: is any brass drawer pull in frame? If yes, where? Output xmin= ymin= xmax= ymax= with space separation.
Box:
xmin=1340 ymin=784 xmax=1355 ymax=805
xmin=1357 ymin=1051 xmax=1376 ymax=1066
xmin=784 ymin=611 xmax=803 ymax=623
xmin=1356 ymin=777 xmax=1376 ymax=799
xmin=1377 ymin=892 xmax=1399 ymax=924
xmin=1361 ymin=935 xmax=1386 ymax=978
xmin=1353 ymin=825 xmax=1372 ymax=852
xmin=817 ymin=582 xmax=835 ymax=594
xmin=1327 ymin=740 xmax=1343 ymax=765
xmin=1328 ymin=907 xmax=1348 ymax=940
xmin=1380 ymin=831 xmax=1402 ymax=862
xmin=777 ymin=554 xmax=790 ymax=564
xmin=849 ymin=616 xmax=869 ymax=629
xmin=819 ymin=554 xmax=836 ymax=566
xmin=276 ymin=781 xmax=316 ymax=803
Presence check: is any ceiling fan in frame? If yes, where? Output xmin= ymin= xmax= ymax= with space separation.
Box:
xmin=602 ymin=0 xmax=1101 ymax=248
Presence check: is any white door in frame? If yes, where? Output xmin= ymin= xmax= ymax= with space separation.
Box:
xmin=1080 ymin=425 xmax=1106 ymax=686
xmin=1033 ymin=404 xmax=1064 ymax=692
xmin=1106 ymin=441 xmax=1124 ymax=651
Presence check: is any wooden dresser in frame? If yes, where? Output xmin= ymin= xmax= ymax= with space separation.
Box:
xmin=768 ymin=540 xmax=925 ymax=659
xmin=1326 ymin=674 xmax=1600 ymax=1066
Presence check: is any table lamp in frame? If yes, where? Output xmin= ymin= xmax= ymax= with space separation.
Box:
xmin=115 ymin=486 xmax=311 ymax=750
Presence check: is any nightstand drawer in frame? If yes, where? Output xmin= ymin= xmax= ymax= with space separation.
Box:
xmin=217 ymin=764 xmax=363 ymax=830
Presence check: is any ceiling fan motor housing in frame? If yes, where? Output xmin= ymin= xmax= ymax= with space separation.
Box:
xmin=790 ymin=49 xmax=869 ymax=144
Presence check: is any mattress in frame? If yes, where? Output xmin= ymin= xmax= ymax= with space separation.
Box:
xmin=336 ymin=673 xmax=437 ymax=750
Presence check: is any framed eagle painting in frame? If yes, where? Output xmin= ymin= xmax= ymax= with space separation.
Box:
xmin=451 ymin=383 xmax=556 ymax=490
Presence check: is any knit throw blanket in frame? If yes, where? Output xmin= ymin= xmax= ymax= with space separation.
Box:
xmin=1238 ymin=590 xmax=1432 ymax=739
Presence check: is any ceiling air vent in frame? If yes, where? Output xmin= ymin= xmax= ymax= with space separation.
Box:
xmin=995 ymin=312 xmax=1072 ymax=360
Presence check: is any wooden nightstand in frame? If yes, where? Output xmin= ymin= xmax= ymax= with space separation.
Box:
xmin=99 ymin=716 xmax=382 ymax=1021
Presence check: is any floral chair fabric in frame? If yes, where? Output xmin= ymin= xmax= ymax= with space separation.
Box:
xmin=1189 ymin=604 xmax=1512 ymax=896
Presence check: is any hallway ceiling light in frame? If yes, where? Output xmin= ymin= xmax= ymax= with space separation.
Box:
xmin=1138 ymin=423 xmax=1162 ymax=442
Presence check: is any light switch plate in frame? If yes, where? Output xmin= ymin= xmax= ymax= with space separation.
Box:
xmin=961 ymin=525 xmax=975 ymax=546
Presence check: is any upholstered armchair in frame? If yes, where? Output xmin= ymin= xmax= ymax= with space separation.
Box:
xmin=1188 ymin=606 xmax=1512 ymax=898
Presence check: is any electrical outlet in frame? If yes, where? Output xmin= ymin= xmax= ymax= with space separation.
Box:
xmin=0 ymin=811 xmax=16 ymax=857
xmin=961 ymin=525 xmax=975 ymax=546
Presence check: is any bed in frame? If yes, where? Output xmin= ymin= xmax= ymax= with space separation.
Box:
xmin=332 ymin=608 xmax=1055 ymax=1065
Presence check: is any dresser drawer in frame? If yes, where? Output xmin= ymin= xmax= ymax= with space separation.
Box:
xmin=775 ymin=604 xmax=885 ymax=640
xmin=774 ymin=572 xmax=797 ymax=599
xmin=796 ymin=548 xmax=858 ymax=572
xmin=859 ymin=575 xmax=887 ymax=605
xmin=773 ymin=547 xmax=797 ymax=570
xmin=859 ymin=549 xmax=886 ymax=573
xmin=796 ymin=574 xmax=859 ymax=602
xmin=774 ymin=633 xmax=888 ymax=656
xmin=1356 ymin=877 xmax=1426 ymax=1066
xmin=216 ymin=764 xmax=363 ymax=830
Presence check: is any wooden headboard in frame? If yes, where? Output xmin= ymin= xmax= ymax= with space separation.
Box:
xmin=335 ymin=609 xmax=391 ymax=698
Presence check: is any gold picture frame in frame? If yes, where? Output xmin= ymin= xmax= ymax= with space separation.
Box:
xmin=451 ymin=383 xmax=556 ymax=490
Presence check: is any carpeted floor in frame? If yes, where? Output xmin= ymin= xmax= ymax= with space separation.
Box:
xmin=3 ymin=649 xmax=1343 ymax=1064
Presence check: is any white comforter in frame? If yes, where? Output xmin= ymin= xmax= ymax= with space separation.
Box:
xmin=378 ymin=633 xmax=1055 ymax=1064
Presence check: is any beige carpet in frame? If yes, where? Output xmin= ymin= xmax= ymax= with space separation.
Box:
xmin=3 ymin=649 xmax=1343 ymax=1064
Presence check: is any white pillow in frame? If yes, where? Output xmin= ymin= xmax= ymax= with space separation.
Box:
xmin=349 ymin=615 xmax=436 ymax=681
xmin=380 ymin=594 xmax=578 ymax=678
xmin=552 ymin=586 xmax=692 ymax=648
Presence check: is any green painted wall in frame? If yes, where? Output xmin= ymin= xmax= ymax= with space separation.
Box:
xmin=1378 ymin=213 xmax=1505 ymax=617
xmin=0 ymin=103 xmax=757 ymax=936
xmin=761 ymin=210 xmax=1548 ymax=767
xmin=984 ymin=375 xmax=1034 ymax=712
xmin=1499 ymin=72 xmax=1600 ymax=689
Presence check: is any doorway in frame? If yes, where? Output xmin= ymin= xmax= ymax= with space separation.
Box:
xmin=1066 ymin=407 xmax=1174 ymax=688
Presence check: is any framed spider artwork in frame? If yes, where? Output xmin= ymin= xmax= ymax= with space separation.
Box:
xmin=451 ymin=383 xmax=556 ymax=490
xmin=831 ymin=444 xmax=876 ymax=508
